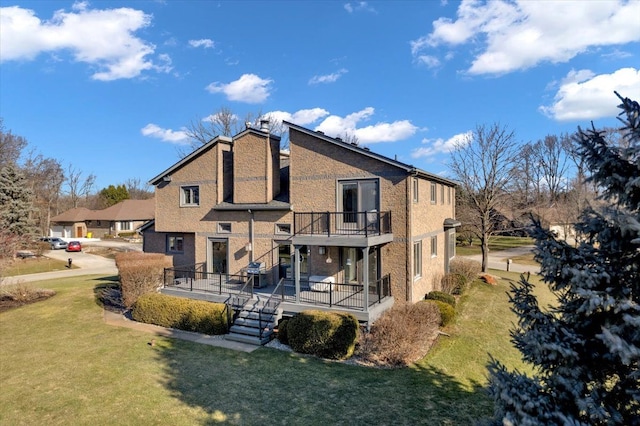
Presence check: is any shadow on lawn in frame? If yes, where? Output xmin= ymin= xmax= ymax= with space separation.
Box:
xmin=150 ymin=337 xmax=494 ymax=425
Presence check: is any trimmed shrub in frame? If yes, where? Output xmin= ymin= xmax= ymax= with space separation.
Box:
xmin=359 ymin=302 xmax=441 ymax=367
xmin=132 ymin=293 xmax=229 ymax=335
xmin=424 ymin=300 xmax=455 ymax=326
xmin=277 ymin=317 xmax=289 ymax=345
xmin=425 ymin=290 xmax=456 ymax=307
xmin=440 ymin=273 xmax=467 ymax=295
xmin=286 ymin=310 xmax=359 ymax=360
xmin=450 ymin=258 xmax=481 ymax=285
xmin=116 ymin=252 xmax=172 ymax=308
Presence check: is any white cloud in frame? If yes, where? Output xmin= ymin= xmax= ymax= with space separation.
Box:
xmin=264 ymin=108 xmax=330 ymax=126
xmin=540 ymin=67 xmax=640 ymax=121
xmin=315 ymin=107 xmax=418 ymax=144
xmin=344 ymin=2 xmax=376 ymax=14
xmin=141 ymin=123 xmax=189 ymax=144
xmin=0 ymin=4 xmax=169 ymax=81
xmin=411 ymin=131 xmax=472 ymax=159
xmin=415 ymin=55 xmax=440 ymax=69
xmin=206 ymin=73 xmax=273 ymax=103
xmin=411 ymin=0 xmax=640 ymax=75
xmin=309 ymin=69 xmax=348 ymax=85
xmin=188 ymin=38 xmax=214 ymax=49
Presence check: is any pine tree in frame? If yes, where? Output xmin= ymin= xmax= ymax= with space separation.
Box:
xmin=487 ymin=93 xmax=640 ymax=425
xmin=0 ymin=164 xmax=36 ymax=236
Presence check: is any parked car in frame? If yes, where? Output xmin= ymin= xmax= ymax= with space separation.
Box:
xmin=40 ymin=237 xmax=68 ymax=250
xmin=66 ymin=241 xmax=82 ymax=252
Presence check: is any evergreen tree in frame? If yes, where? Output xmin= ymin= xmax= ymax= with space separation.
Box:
xmin=98 ymin=184 xmax=130 ymax=207
xmin=487 ymin=93 xmax=640 ymax=425
xmin=0 ymin=164 xmax=36 ymax=236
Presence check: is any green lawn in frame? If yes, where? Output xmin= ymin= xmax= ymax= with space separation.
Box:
xmin=4 ymin=256 xmax=77 ymax=276
xmin=0 ymin=272 xmax=553 ymax=425
xmin=455 ymin=236 xmax=535 ymax=256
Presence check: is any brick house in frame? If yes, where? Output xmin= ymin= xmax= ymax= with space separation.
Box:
xmin=50 ymin=198 xmax=154 ymax=238
xmin=143 ymin=121 xmax=458 ymax=330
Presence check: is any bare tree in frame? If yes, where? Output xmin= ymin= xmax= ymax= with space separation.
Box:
xmin=64 ymin=165 xmax=96 ymax=208
xmin=124 ymin=177 xmax=153 ymax=199
xmin=337 ymin=131 xmax=359 ymax=145
xmin=449 ymin=123 xmax=521 ymax=272
xmin=0 ymin=118 xmax=28 ymax=169
xmin=181 ymin=107 xmax=288 ymax=156
xmin=23 ymin=152 xmax=64 ymax=236
xmin=530 ymin=134 xmax=571 ymax=204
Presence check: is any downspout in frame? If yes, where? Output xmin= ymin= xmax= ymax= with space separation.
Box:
xmin=248 ymin=209 xmax=254 ymax=263
xmin=406 ymin=170 xmax=416 ymax=302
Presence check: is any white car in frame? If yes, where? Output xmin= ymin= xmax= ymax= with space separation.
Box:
xmin=40 ymin=237 xmax=68 ymax=250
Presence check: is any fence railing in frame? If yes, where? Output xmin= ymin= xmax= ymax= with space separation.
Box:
xmin=294 ymin=211 xmax=392 ymax=237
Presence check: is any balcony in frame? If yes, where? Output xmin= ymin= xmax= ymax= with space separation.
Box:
xmin=293 ymin=211 xmax=393 ymax=247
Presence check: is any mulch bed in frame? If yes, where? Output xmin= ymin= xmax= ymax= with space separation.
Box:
xmin=0 ymin=293 xmax=56 ymax=313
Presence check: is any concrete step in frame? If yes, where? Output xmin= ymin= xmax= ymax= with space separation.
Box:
xmin=238 ymin=310 xmax=276 ymax=322
xmin=226 ymin=331 xmax=273 ymax=346
xmin=230 ymin=325 xmax=270 ymax=337
xmin=234 ymin=317 xmax=275 ymax=329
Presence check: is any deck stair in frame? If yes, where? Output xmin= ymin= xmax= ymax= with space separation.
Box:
xmin=226 ymin=297 xmax=281 ymax=346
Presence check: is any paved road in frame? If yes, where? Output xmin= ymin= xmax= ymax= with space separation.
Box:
xmin=461 ymin=245 xmax=540 ymax=274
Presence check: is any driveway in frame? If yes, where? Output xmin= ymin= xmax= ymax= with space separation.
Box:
xmin=460 ymin=245 xmax=540 ymax=274
xmin=3 ymin=245 xmax=119 ymax=285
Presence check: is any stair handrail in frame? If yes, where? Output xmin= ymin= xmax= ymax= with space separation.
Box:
xmin=224 ymin=274 xmax=255 ymax=312
xmin=258 ymin=277 xmax=285 ymax=341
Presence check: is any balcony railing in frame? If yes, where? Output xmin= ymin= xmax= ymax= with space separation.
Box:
xmin=294 ymin=211 xmax=392 ymax=237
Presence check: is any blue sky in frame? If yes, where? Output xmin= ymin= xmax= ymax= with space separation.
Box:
xmin=1 ymin=0 xmax=639 ymax=191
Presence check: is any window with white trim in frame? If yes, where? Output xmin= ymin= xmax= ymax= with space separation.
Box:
xmin=413 ymin=241 xmax=422 ymax=279
xmin=275 ymin=223 xmax=291 ymax=235
xmin=181 ymin=186 xmax=199 ymax=206
xmin=167 ymin=235 xmax=184 ymax=253
xmin=119 ymin=221 xmax=131 ymax=231
xmin=217 ymin=223 xmax=231 ymax=233
xmin=430 ymin=182 xmax=437 ymax=204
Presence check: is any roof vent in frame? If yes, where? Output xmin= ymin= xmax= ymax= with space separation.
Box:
xmin=316 ymin=130 xmax=324 ymax=134
xmin=335 ymin=137 xmax=342 ymax=141
xmin=363 ymin=147 xmax=370 ymax=151
xmin=351 ymin=142 xmax=358 ymax=146
xmin=162 ymin=175 xmax=172 ymax=182
xmin=259 ymin=119 xmax=270 ymax=132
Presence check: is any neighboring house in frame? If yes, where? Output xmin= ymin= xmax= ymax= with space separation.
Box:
xmin=50 ymin=199 xmax=154 ymax=238
xmin=143 ymin=122 xmax=458 ymax=325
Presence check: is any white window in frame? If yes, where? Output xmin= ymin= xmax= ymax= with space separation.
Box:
xmin=275 ymin=223 xmax=291 ymax=235
xmin=413 ymin=241 xmax=422 ymax=278
xmin=431 ymin=235 xmax=438 ymax=257
xmin=181 ymin=186 xmax=199 ymax=206
xmin=217 ymin=223 xmax=231 ymax=233
xmin=119 ymin=221 xmax=131 ymax=231
xmin=430 ymin=182 xmax=437 ymax=204
xmin=167 ymin=235 xmax=184 ymax=253
xmin=413 ymin=178 xmax=419 ymax=203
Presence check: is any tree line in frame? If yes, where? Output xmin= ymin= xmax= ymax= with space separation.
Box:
xmin=449 ymin=120 xmax=623 ymax=272
xmin=0 ymin=118 xmax=152 ymax=243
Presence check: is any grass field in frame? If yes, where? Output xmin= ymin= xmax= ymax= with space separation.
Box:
xmin=455 ymin=236 xmax=535 ymax=256
xmin=0 ymin=271 xmax=554 ymax=425
xmin=3 ymin=257 xmax=77 ymax=276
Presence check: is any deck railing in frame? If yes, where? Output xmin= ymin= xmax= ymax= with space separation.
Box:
xmin=294 ymin=211 xmax=392 ymax=237
xmin=163 ymin=267 xmax=392 ymax=311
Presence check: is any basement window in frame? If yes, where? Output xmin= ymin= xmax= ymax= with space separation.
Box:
xmin=217 ymin=223 xmax=232 ymax=233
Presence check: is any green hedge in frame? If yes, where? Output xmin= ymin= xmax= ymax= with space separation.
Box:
xmin=285 ymin=310 xmax=359 ymax=360
xmin=132 ymin=293 xmax=229 ymax=335
xmin=423 ymin=300 xmax=456 ymax=326
xmin=425 ymin=291 xmax=456 ymax=307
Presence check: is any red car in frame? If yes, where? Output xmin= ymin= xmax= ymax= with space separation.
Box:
xmin=66 ymin=241 xmax=82 ymax=252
